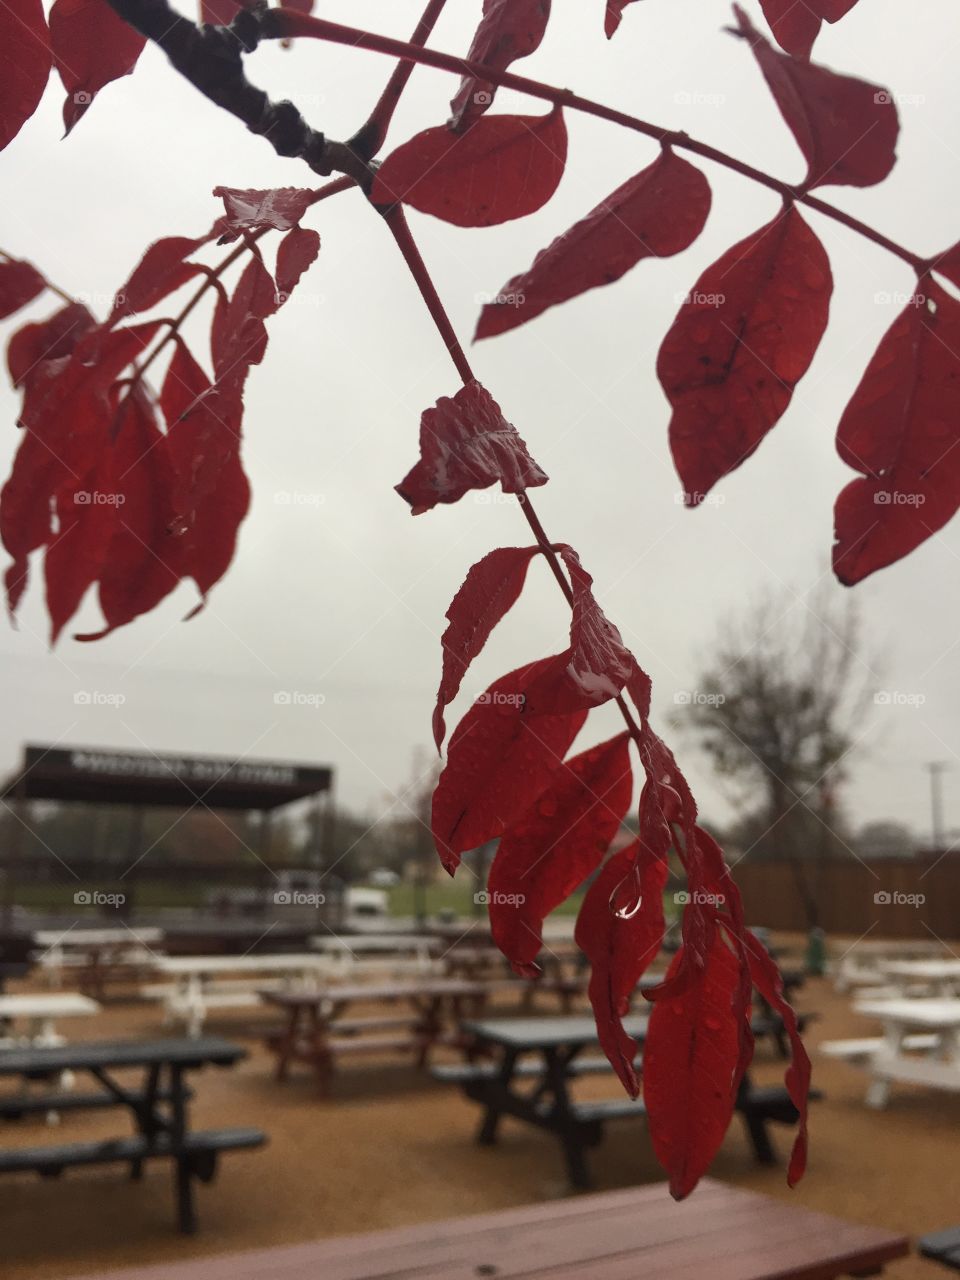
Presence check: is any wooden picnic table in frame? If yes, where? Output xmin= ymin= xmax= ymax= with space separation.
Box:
xmin=67 ymin=1177 xmax=909 ymax=1280
xmin=854 ymin=996 xmax=960 ymax=1107
xmin=447 ymin=1015 xmax=809 ymax=1189
xmin=0 ymin=1037 xmax=263 ymax=1232
xmin=34 ymin=928 xmax=165 ymax=998
xmin=263 ymin=978 xmax=494 ymax=1090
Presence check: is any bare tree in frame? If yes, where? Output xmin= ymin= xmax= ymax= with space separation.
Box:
xmin=673 ymin=580 xmax=877 ymax=927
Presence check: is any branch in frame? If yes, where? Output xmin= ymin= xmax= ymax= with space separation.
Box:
xmin=267 ymin=10 xmax=930 ymax=271
xmin=100 ymin=0 xmax=371 ymax=187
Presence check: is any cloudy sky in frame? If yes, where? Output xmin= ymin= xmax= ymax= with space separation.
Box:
xmin=1 ymin=0 xmax=958 ymax=846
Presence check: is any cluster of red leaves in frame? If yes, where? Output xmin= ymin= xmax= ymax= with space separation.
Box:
xmin=0 ymin=187 xmax=320 ymax=638
xmin=395 ymin=378 xmax=809 ymax=1197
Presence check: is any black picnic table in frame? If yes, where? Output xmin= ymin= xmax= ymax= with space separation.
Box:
xmin=445 ymin=1015 xmax=810 ymax=1189
xmin=0 ymin=1037 xmax=264 ymax=1233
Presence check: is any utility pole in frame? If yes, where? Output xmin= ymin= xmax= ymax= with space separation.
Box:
xmin=925 ymin=762 xmax=950 ymax=851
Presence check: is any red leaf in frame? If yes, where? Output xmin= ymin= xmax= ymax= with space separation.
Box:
xmin=396 ymin=380 xmax=548 ymax=515
xmin=525 ymin=544 xmax=635 ymax=715
xmin=6 ymin=302 xmax=95 ymax=388
xmin=605 ymin=0 xmax=641 ymax=39
xmin=372 ymin=107 xmax=568 ymax=228
xmin=211 ymin=253 xmax=278 ymax=408
xmin=758 ymin=0 xmax=821 ymax=59
xmin=489 ymin=732 xmax=632 ymax=975
xmin=0 ymin=0 xmax=50 ymax=152
xmin=162 ymin=339 xmax=250 ymax=607
xmin=643 ymin=927 xmax=743 ymax=1199
xmin=49 ymin=0 xmax=146 ymax=135
xmin=657 ymin=206 xmax=832 ymax=502
xmin=432 ymin=656 xmax=587 ymax=872
xmin=449 ymin=0 xmax=551 ymax=131
xmin=275 ymin=227 xmax=320 ymax=300
xmin=476 ymin=150 xmax=711 ymax=340
xmin=107 ymin=235 xmax=211 ymax=326
xmin=833 ymin=283 xmax=960 ymax=584
xmin=433 ymin=545 xmax=541 ymax=752
xmin=0 ymin=259 xmax=46 ymax=320
xmin=575 ymin=839 xmax=668 ymax=1094
xmin=731 ymin=5 xmax=898 ymax=189
xmin=743 ymin=928 xmax=811 ymax=1185
xmin=199 ymin=0 xmax=242 ymax=23
xmin=214 ymin=187 xmax=319 ymax=240
xmin=75 ymin=389 xmax=180 ymax=640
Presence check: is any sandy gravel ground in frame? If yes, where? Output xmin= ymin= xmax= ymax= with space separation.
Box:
xmin=0 ymin=962 xmax=955 ymax=1279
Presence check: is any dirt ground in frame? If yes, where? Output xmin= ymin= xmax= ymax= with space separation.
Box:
xmin=1 ymin=950 xmax=956 ymax=1279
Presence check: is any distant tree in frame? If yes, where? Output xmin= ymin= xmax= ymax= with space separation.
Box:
xmin=674 ymin=582 xmax=876 ymax=927
xmin=856 ymin=819 xmax=914 ymax=859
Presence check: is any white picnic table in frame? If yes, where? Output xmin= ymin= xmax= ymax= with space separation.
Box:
xmin=854 ymin=997 xmax=960 ymax=1107
xmin=34 ymin=928 xmax=164 ymax=988
xmin=880 ymin=959 xmax=960 ymax=996
xmin=148 ymin=954 xmax=336 ymax=1036
xmin=0 ymin=992 xmax=100 ymax=1048
xmin=310 ymin=934 xmax=441 ymax=975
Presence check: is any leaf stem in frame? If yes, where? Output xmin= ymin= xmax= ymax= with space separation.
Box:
xmin=267 ymin=10 xmax=929 ymax=271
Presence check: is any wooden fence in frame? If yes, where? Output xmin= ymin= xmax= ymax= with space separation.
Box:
xmin=731 ymin=855 xmax=959 ymax=940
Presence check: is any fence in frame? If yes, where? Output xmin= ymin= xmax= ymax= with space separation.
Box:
xmin=731 ymin=855 xmax=959 ymax=939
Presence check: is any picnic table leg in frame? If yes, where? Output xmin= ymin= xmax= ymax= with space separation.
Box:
xmin=130 ymin=1062 xmax=162 ymax=1181
xmin=170 ymin=1064 xmax=197 ymax=1234
xmin=543 ymin=1048 xmax=594 ymax=1190
xmin=273 ymin=1005 xmax=300 ymax=1083
xmin=476 ymin=1048 xmax=518 ymax=1145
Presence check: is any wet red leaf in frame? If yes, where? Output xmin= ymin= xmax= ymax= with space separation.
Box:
xmin=49 ymin=0 xmax=146 ymax=135
xmin=0 ymin=259 xmax=47 ymax=321
xmin=372 ymin=107 xmax=568 ymax=228
xmin=433 ymin=545 xmax=542 ymax=751
xmin=643 ymin=927 xmax=743 ymax=1199
xmin=489 ymin=732 xmax=632 ymax=976
xmin=732 ymin=4 xmax=897 ymax=188
xmin=275 ymin=228 xmax=320 ymax=300
xmin=0 ymin=0 xmax=51 ymax=152
xmin=450 ymin=0 xmax=551 ymax=130
xmin=658 ymin=206 xmax=832 ymax=502
xmin=833 ymin=283 xmax=960 ymax=584
xmin=605 ymin=0 xmax=641 ymax=38
xmin=396 ymin=380 xmax=547 ymax=515
xmin=476 ymin=150 xmax=710 ymax=340
xmin=431 ymin=656 xmax=587 ymax=872
xmin=107 ymin=235 xmax=211 ymax=326
xmin=214 ymin=187 xmax=319 ymax=240
xmin=575 ymin=838 xmax=668 ymax=1094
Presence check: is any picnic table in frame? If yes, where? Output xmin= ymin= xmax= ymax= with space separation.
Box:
xmin=0 ymin=1036 xmax=263 ymax=1232
xmin=854 ymin=996 xmax=960 ymax=1107
xmin=68 ymin=1178 xmax=909 ymax=1280
xmin=148 ymin=953 xmax=334 ymax=1036
xmin=34 ymin=928 xmax=164 ymax=1000
xmin=263 ymin=978 xmax=493 ymax=1090
xmin=880 ymin=959 xmax=960 ymax=996
xmin=0 ymin=992 xmax=100 ymax=1048
xmin=442 ymin=1015 xmax=810 ymax=1189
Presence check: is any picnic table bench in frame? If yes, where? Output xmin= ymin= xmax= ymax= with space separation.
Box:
xmin=263 ymin=979 xmax=492 ymax=1090
xmin=68 ymin=1178 xmax=909 ymax=1280
xmin=0 ymin=1037 xmax=264 ymax=1232
xmin=442 ymin=1015 xmax=816 ymax=1189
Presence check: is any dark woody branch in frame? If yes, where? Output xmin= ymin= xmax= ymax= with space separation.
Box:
xmin=100 ymin=0 xmax=373 ymax=188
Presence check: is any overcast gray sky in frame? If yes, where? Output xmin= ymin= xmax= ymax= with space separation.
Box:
xmin=1 ymin=0 xmax=958 ymax=843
